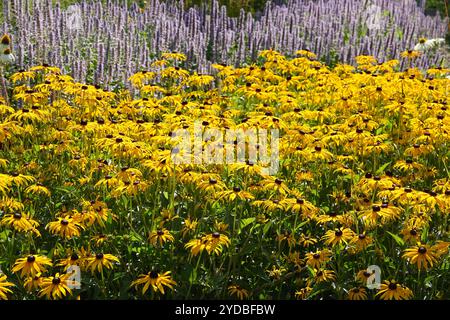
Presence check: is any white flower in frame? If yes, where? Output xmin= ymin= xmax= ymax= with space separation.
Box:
xmin=0 ymin=49 xmax=15 ymax=64
xmin=414 ymin=38 xmax=445 ymax=52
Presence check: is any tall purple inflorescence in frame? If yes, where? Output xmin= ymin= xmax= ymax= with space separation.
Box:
xmin=3 ymin=0 xmax=448 ymax=87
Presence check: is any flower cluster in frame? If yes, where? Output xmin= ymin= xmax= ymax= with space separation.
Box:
xmin=0 ymin=49 xmax=448 ymax=300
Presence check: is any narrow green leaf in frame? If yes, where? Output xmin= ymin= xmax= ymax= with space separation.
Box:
xmin=387 ymin=231 xmax=404 ymax=246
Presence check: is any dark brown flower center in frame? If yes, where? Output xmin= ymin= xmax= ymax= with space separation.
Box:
xmin=27 ymin=255 xmax=36 ymax=263
xmin=388 ymin=283 xmax=397 ymax=290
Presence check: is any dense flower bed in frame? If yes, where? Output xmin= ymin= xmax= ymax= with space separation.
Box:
xmin=0 ymin=49 xmax=448 ymax=299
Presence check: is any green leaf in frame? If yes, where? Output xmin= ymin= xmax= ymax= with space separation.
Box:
xmin=421 ymin=227 xmax=428 ymax=243
xmin=376 ymin=162 xmax=391 ymax=175
xmin=386 ymin=231 xmax=404 ymax=246
xmin=189 ymin=269 xmax=197 ymax=284
xmin=240 ymin=217 xmax=255 ymax=229
xmin=262 ymin=221 xmax=272 ymax=235
xmin=294 ymin=220 xmax=309 ymax=232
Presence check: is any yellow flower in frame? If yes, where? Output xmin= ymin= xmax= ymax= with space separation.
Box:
xmin=401 ymin=50 xmax=421 ymax=59
xmin=38 ymin=273 xmax=74 ymax=300
xmin=402 ymin=243 xmax=438 ymax=270
xmin=376 ymin=280 xmax=413 ymax=300
xmin=1 ymin=212 xmax=40 ymax=235
xmin=348 ymin=287 xmax=367 ymax=300
xmin=181 ymin=217 xmax=198 ymax=237
xmin=228 ymin=285 xmax=250 ymax=300
xmin=131 ymin=270 xmax=177 ymax=295
xmin=0 ymin=274 xmax=14 ymax=300
xmin=12 ymin=254 xmax=53 ymax=278
xmin=46 ymin=216 xmax=84 ymax=239
xmin=305 ymin=249 xmax=331 ymax=268
xmin=267 ymin=265 xmax=286 ymax=280
xmin=24 ymin=273 xmax=43 ymax=292
xmin=24 ymin=183 xmax=51 ymax=197
xmin=149 ymin=228 xmax=175 ymax=246
xmin=86 ymin=253 xmax=119 ymax=274
xmin=322 ymin=227 xmax=354 ymax=247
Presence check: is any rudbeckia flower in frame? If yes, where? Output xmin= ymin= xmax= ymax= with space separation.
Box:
xmin=376 ymin=280 xmax=413 ymax=300
xmin=322 ymin=227 xmax=354 ymax=247
xmin=46 ymin=216 xmax=84 ymax=239
xmin=38 ymin=273 xmax=74 ymax=300
xmin=149 ymin=228 xmax=175 ymax=246
xmin=0 ymin=274 xmax=14 ymax=300
xmin=131 ymin=270 xmax=177 ymax=295
xmin=228 ymin=285 xmax=250 ymax=300
xmin=86 ymin=253 xmax=119 ymax=274
xmin=402 ymin=243 xmax=438 ymax=270
xmin=12 ymin=254 xmax=53 ymax=278
xmin=347 ymin=287 xmax=367 ymax=300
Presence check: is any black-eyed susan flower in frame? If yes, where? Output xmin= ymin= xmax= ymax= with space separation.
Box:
xmin=1 ymin=212 xmax=40 ymax=235
xmin=216 ymin=186 xmax=254 ymax=201
xmin=24 ymin=183 xmax=51 ymax=197
xmin=349 ymin=232 xmax=373 ymax=252
xmin=376 ymin=280 xmax=413 ymax=300
xmin=131 ymin=270 xmax=176 ymax=295
xmin=185 ymin=237 xmax=209 ymax=256
xmin=347 ymin=287 xmax=367 ymax=300
xmin=12 ymin=254 xmax=53 ymax=278
xmin=38 ymin=273 xmax=74 ymax=300
xmin=228 ymin=285 xmax=249 ymax=300
xmin=204 ymin=232 xmax=230 ymax=255
xmin=322 ymin=227 xmax=354 ymax=247
xmin=57 ymin=252 xmax=84 ymax=271
xmin=86 ymin=253 xmax=119 ymax=274
xmin=181 ymin=217 xmax=198 ymax=238
xmin=0 ymin=274 xmax=14 ymax=300
xmin=149 ymin=228 xmax=175 ymax=246
xmin=401 ymin=50 xmax=421 ymax=59
xmin=305 ymin=249 xmax=331 ymax=268
xmin=295 ymin=286 xmax=312 ymax=300
xmin=312 ymin=269 xmax=336 ymax=283
xmin=46 ymin=216 xmax=84 ymax=239
xmin=267 ymin=265 xmax=286 ymax=280
xmin=402 ymin=243 xmax=438 ymax=270
xmin=24 ymin=273 xmax=43 ymax=292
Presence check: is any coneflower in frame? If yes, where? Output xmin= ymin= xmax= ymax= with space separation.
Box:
xmin=0 ymin=48 xmax=16 ymax=64
xmin=0 ymin=34 xmax=11 ymax=51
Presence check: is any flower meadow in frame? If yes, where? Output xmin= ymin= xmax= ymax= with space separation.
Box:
xmin=0 ymin=0 xmax=449 ymax=302
xmin=0 ymin=47 xmax=448 ymax=300
xmin=2 ymin=0 xmax=449 ymax=87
